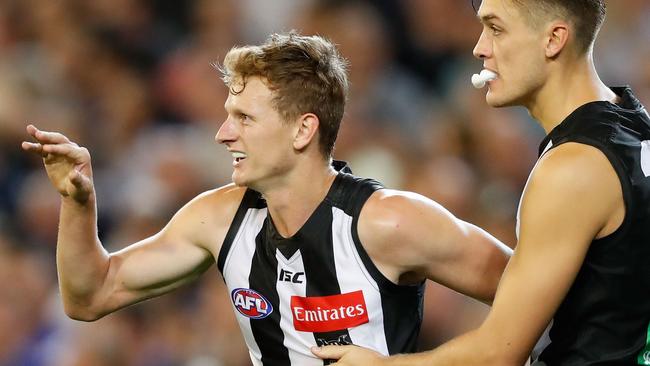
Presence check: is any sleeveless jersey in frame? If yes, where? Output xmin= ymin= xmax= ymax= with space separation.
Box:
xmin=530 ymin=87 xmax=650 ymax=365
xmin=217 ymin=162 xmax=425 ymax=366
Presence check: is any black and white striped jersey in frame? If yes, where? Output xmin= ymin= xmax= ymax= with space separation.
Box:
xmin=217 ymin=162 xmax=424 ymax=366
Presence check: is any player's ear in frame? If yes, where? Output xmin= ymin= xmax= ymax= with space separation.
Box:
xmin=545 ymin=21 xmax=569 ymax=58
xmin=293 ymin=113 xmax=319 ymax=151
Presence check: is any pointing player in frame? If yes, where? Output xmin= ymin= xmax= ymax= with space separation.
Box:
xmin=22 ymin=32 xmax=511 ymax=365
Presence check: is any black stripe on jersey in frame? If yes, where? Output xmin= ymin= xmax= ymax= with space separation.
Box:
xmin=350 ymin=211 xmax=424 ymax=354
xmin=332 ymin=172 xmax=425 ymax=355
xmin=218 ymin=189 xmax=260 ymax=274
xmin=299 ymin=203 xmax=352 ymax=365
xmin=249 ymin=219 xmax=291 ymax=366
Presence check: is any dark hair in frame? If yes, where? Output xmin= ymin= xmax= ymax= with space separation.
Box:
xmin=218 ymin=31 xmax=349 ymax=159
xmin=473 ymin=0 xmax=606 ymax=54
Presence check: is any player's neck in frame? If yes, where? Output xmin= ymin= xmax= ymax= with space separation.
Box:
xmin=527 ymin=55 xmax=618 ymax=134
xmin=262 ymin=158 xmax=337 ymax=238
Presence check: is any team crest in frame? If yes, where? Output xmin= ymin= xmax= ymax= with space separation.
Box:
xmin=231 ymin=288 xmax=273 ymax=319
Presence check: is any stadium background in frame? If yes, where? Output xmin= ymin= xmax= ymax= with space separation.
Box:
xmin=0 ymin=0 xmax=648 ymax=365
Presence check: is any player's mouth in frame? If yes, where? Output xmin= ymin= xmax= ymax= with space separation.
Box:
xmin=232 ymin=151 xmax=247 ymax=166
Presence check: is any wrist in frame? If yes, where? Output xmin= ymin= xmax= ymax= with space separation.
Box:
xmin=61 ymin=192 xmax=96 ymax=209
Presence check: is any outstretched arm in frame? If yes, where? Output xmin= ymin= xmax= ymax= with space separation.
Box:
xmin=356 ymin=188 xmax=512 ymax=304
xmin=314 ymin=143 xmax=624 ymax=365
xmin=22 ymin=124 xmax=241 ymax=321
xmin=311 ymin=183 xmax=511 ymax=362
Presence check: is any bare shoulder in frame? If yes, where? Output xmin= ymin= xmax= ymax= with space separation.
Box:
xmin=359 ymin=189 xmax=455 ymax=242
xmin=164 ymin=183 xmax=247 ymax=254
xmin=529 ymin=142 xmax=621 ymax=204
xmin=523 ymin=142 xmax=623 ymax=238
xmin=358 ymin=189 xmax=459 ymax=280
xmin=188 ymin=183 xmax=247 ymax=217
xmin=534 ymin=142 xmax=616 ymax=180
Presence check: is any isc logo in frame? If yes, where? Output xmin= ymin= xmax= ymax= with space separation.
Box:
xmin=231 ymin=288 xmax=273 ymax=319
xmin=279 ymin=269 xmax=304 ymax=284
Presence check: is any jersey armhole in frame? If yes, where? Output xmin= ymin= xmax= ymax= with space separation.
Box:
xmin=217 ymin=189 xmax=259 ymax=274
xmin=350 ymin=201 xmax=425 ymax=297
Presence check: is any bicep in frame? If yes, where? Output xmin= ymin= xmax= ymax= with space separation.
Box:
xmin=96 ymin=186 xmax=242 ymax=313
xmin=360 ymin=190 xmax=510 ymax=301
xmin=93 ymin=223 xmax=214 ymax=315
xmin=415 ymin=212 xmax=511 ymax=303
xmin=109 ymin=230 xmax=214 ymax=300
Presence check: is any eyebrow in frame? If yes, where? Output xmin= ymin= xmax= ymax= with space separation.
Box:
xmin=224 ymin=103 xmax=254 ymax=119
xmin=478 ymin=13 xmax=501 ymax=24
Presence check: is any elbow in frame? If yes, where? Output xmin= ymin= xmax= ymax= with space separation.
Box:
xmin=64 ymin=308 xmax=104 ymax=322
xmin=481 ymin=275 xmax=502 ymax=305
xmin=66 ymin=312 xmax=101 ymax=322
xmin=484 ymin=247 xmax=511 ymax=299
xmin=475 ymin=266 xmax=506 ymax=305
xmin=62 ymin=301 xmax=105 ymax=322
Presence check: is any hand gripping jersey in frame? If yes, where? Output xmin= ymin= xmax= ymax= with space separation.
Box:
xmin=530 ymin=87 xmax=650 ymax=365
xmin=217 ymin=162 xmax=424 ymax=366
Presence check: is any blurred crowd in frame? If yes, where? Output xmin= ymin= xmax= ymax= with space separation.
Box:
xmin=1 ymin=0 xmax=649 ymax=365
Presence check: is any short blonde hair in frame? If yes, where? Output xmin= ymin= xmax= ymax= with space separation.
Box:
xmin=219 ymin=32 xmax=349 ymax=158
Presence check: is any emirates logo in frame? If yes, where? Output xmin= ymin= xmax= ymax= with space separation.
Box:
xmin=290 ymin=290 xmax=369 ymax=332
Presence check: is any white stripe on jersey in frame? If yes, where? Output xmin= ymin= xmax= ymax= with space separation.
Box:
xmin=640 ymin=140 xmax=650 ymax=177
xmin=275 ymin=250 xmax=319 ymax=365
xmin=515 ymin=140 xmax=554 ymax=358
xmin=331 ymin=207 xmax=389 ymax=356
xmin=223 ymin=205 xmax=395 ymax=365
xmin=516 ymin=140 xmax=553 ymax=240
xmin=223 ymin=208 xmax=267 ymax=365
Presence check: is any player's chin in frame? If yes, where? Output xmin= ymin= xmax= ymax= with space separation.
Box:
xmin=231 ymin=172 xmax=248 ymax=187
xmin=485 ymin=91 xmax=515 ymax=108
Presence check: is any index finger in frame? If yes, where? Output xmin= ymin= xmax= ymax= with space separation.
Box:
xmin=311 ymin=345 xmax=352 ymax=360
xmin=26 ymin=124 xmax=71 ymax=144
xmin=21 ymin=141 xmax=46 ymax=157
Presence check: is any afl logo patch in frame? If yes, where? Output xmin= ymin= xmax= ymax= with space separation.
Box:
xmin=231 ymin=288 xmax=273 ymax=319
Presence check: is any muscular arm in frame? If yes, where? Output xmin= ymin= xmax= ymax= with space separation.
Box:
xmin=313 ymin=143 xmax=624 ymax=364
xmin=379 ymin=143 xmax=625 ymax=365
xmin=358 ymin=188 xmax=512 ymax=304
xmin=311 ymin=178 xmax=511 ymax=362
xmin=62 ymin=186 xmax=242 ymax=321
xmin=22 ymin=125 xmax=243 ymax=321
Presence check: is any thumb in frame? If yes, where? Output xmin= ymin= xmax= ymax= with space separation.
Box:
xmin=67 ymin=170 xmax=94 ymax=202
xmin=311 ymin=345 xmax=350 ymax=360
xmin=69 ymin=169 xmax=90 ymax=188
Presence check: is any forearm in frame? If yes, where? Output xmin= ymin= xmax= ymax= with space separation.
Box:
xmin=387 ymin=329 xmax=523 ymax=366
xmin=56 ymin=194 xmax=110 ymax=317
